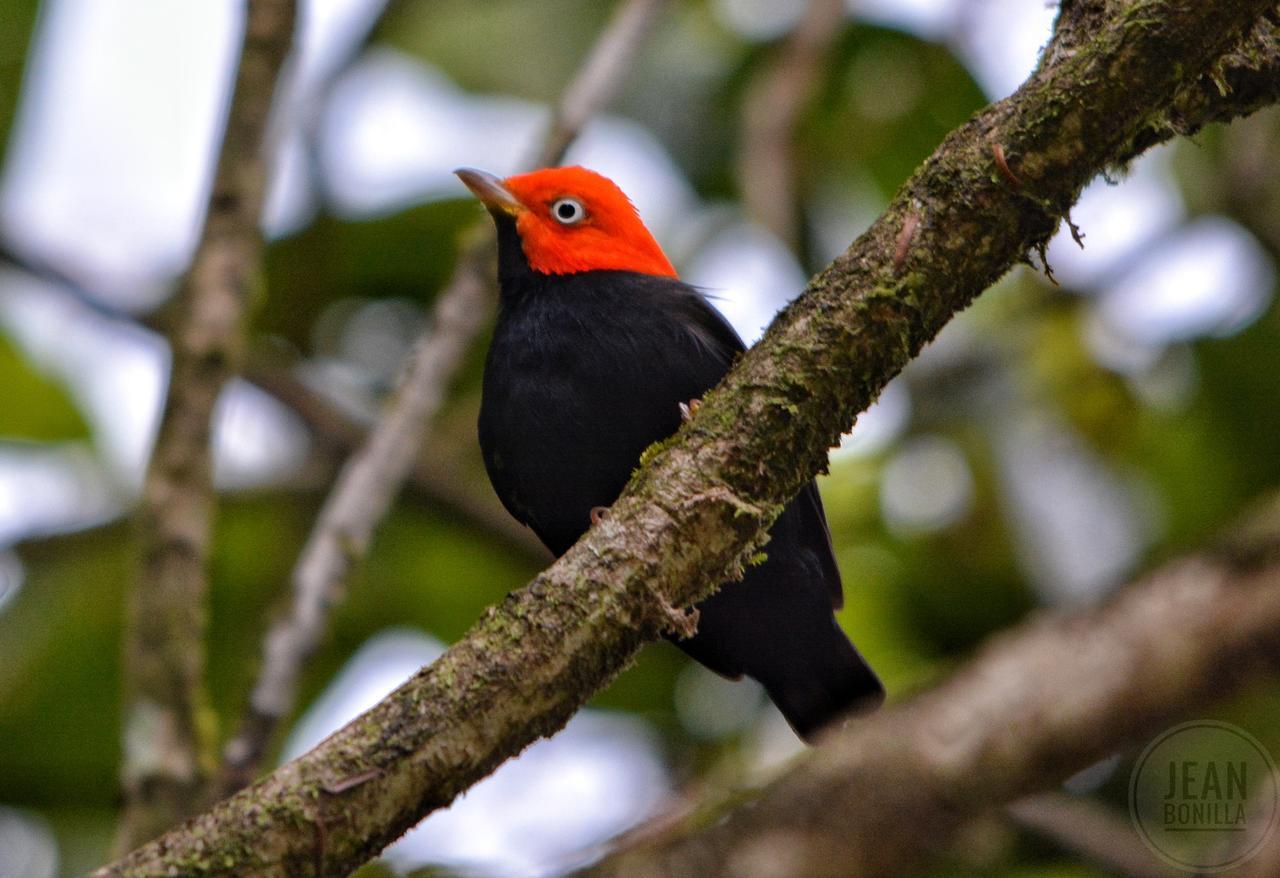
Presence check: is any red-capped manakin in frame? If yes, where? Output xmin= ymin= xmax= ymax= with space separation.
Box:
xmin=456 ymin=165 xmax=883 ymax=741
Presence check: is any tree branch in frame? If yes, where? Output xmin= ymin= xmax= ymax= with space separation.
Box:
xmin=218 ymin=0 xmax=671 ymax=793
xmin=737 ymin=0 xmax=845 ymax=255
xmin=243 ymin=360 xmax=549 ymax=558
xmin=117 ymin=0 xmax=297 ymax=851
xmin=1045 ymin=2 xmax=1279 ymax=163
xmin=577 ymin=493 xmax=1280 ymax=876
xmin=537 ymin=0 xmax=669 ymax=167
xmin=97 ymin=2 xmax=1277 ymax=874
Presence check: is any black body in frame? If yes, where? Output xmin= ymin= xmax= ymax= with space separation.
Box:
xmin=479 ymin=216 xmax=883 ymax=740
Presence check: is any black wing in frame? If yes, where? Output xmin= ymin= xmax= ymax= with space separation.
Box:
xmin=667 ymin=285 xmax=747 ymax=366
xmin=661 ymin=282 xmax=845 ymax=610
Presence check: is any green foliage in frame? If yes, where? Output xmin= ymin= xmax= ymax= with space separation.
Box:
xmin=0 ymin=330 xmax=90 ymax=441
xmin=1196 ymin=311 xmax=1280 ymax=503
xmin=0 ymin=527 xmax=126 ymax=807
xmin=381 ymin=0 xmax=612 ymax=102
xmin=812 ymin=25 xmax=988 ymax=197
xmin=259 ymin=199 xmax=479 ymax=348
xmin=0 ymin=0 xmax=40 ymax=156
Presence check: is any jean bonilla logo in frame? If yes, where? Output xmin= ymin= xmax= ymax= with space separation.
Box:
xmin=1130 ymin=720 xmax=1279 ymax=872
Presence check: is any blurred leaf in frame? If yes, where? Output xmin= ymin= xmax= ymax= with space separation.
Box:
xmin=893 ymin=472 xmax=1036 ymax=653
xmin=44 ymin=807 xmax=117 ymax=877
xmin=621 ymin=3 xmax=748 ymax=186
xmin=350 ymin=862 xmax=403 ymax=878
xmin=0 ymin=330 xmax=91 ymax=441
xmin=0 ymin=0 xmax=41 ymax=158
xmin=1194 ymin=301 xmax=1280 ymax=502
xmin=809 ymin=25 xmax=987 ymax=197
xmin=259 ymin=199 xmax=479 ymax=349
xmin=0 ymin=526 xmax=127 ymax=808
xmin=378 ymin=0 xmax=610 ymax=103
xmin=1026 ymin=307 xmax=1135 ymax=451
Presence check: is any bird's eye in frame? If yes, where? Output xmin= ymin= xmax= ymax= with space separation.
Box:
xmin=551 ymin=197 xmax=586 ymax=225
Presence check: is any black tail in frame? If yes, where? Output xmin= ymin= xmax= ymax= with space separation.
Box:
xmin=756 ymin=619 xmax=884 ymax=743
xmin=668 ymin=488 xmax=885 ymax=743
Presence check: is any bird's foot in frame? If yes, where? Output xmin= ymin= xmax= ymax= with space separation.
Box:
xmin=590 ymin=506 xmax=610 ymax=526
xmin=678 ymin=398 xmax=702 ymax=422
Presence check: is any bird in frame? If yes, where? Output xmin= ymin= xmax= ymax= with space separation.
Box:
xmin=456 ymin=165 xmax=883 ymax=741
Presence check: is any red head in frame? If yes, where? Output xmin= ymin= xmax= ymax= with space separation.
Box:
xmin=455 ymin=166 xmax=677 ymax=278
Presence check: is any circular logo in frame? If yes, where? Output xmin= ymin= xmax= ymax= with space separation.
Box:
xmin=1130 ymin=721 xmax=1279 ymax=872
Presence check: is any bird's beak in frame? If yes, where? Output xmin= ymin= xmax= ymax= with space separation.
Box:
xmin=454 ymin=167 xmax=523 ymax=217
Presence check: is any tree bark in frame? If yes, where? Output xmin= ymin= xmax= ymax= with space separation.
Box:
xmin=117 ymin=0 xmax=296 ymax=852
xmin=96 ymin=2 xmax=1279 ymax=875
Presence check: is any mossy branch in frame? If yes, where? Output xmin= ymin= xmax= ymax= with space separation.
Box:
xmin=97 ymin=2 xmax=1278 ymax=875
xmin=1044 ymin=2 xmax=1280 ymax=162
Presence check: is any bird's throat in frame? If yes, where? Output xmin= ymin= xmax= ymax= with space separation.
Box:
xmin=494 ymin=214 xmax=534 ymax=285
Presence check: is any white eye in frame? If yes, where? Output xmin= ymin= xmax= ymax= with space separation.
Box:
xmin=550 ymin=197 xmax=586 ymax=225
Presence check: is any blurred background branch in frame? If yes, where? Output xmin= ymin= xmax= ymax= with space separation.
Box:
xmin=537 ymin=0 xmax=669 ymax=167
xmin=242 ymin=360 xmax=549 ymax=556
xmin=736 ymin=0 xmax=843 ymax=263
xmin=117 ymin=0 xmax=298 ymax=852
xmin=577 ymin=490 xmax=1280 ymax=877
xmin=1005 ymin=792 xmax=1181 ymax=878
xmin=219 ymin=0 xmax=671 ymax=794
